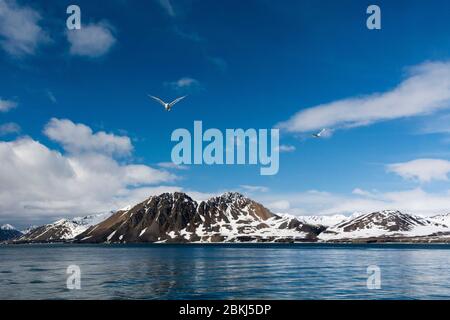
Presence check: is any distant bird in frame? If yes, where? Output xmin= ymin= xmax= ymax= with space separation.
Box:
xmin=148 ymin=95 xmax=187 ymax=112
xmin=312 ymin=128 xmax=328 ymax=138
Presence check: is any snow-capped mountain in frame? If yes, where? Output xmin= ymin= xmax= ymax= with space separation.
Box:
xmin=0 ymin=224 xmax=23 ymax=241
xmin=298 ymin=214 xmax=348 ymax=227
xmin=10 ymin=193 xmax=450 ymax=244
xmin=15 ymin=212 xmax=114 ymax=243
xmin=1 ymin=224 xmax=15 ymax=231
xmin=429 ymin=213 xmax=450 ymax=227
xmin=318 ymin=210 xmax=450 ymax=242
xmin=76 ymin=192 xmax=324 ymax=243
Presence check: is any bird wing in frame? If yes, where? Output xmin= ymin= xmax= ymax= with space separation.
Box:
xmin=169 ymin=95 xmax=187 ymax=107
xmin=148 ymin=95 xmax=167 ymax=107
xmin=317 ymin=129 xmax=327 ymax=136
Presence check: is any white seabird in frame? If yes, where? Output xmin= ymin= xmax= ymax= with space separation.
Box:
xmin=148 ymin=95 xmax=187 ymax=111
xmin=312 ymin=128 xmax=328 ymax=138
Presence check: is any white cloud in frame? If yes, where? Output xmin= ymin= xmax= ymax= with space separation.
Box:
xmin=0 ymin=98 xmax=17 ymax=112
xmin=329 ymin=188 xmax=450 ymax=217
xmin=276 ymin=144 xmax=296 ymax=153
xmin=419 ymin=114 xmax=450 ymax=135
xmin=278 ymin=61 xmax=450 ymax=133
xmin=67 ymin=21 xmax=116 ymax=58
xmin=0 ymin=0 xmax=49 ymax=56
xmin=44 ymin=118 xmax=132 ymax=156
xmin=0 ymin=120 xmax=177 ymax=221
xmin=157 ymin=0 xmax=176 ymax=17
xmin=387 ymin=158 xmax=450 ymax=182
xmin=240 ymin=185 xmax=269 ymax=193
xmin=258 ymin=187 xmax=450 ymax=217
xmin=165 ymin=77 xmax=201 ymax=92
xmin=0 ymin=122 xmax=20 ymax=135
xmin=267 ymin=200 xmax=291 ymax=211
xmin=158 ymin=162 xmax=189 ymax=170
xmin=352 ymin=188 xmax=377 ymax=198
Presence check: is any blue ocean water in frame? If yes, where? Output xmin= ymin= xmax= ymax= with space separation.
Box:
xmin=1 ymin=243 xmax=450 ymax=300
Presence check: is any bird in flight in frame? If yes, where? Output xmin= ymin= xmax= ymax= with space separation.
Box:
xmin=148 ymin=95 xmax=187 ymax=112
xmin=312 ymin=128 xmax=328 ymax=138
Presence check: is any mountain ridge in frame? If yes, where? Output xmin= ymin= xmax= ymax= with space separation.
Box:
xmin=14 ymin=212 xmax=114 ymax=243
xmin=9 ymin=192 xmax=450 ymax=244
xmin=76 ymin=192 xmax=324 ymax=243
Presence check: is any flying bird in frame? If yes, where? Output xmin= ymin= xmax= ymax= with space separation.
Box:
xmin=148 ymin=95 xmax=187 ymax=111
xmin=312 ymin=128 xmax=328 ymax=138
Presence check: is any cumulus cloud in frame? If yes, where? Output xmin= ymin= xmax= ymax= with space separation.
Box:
xmin=44 ymin=118 xmax=132 ymax=156
xmin=278 ymin=61 xmax=450 ymax=133
xmin=0 ymin=122 xmax=20 ymax=135
xmin=67 ymin=21 xmax=116 ymax=58
xmin=387 ymin=158 xmax=450 ymax=182
xmin=0 ymin=0 xmax=49 ymax=56
xmin=0 ymin=119 xmax=177 ymax=221
xmin=0 ymin=98 xmax=17 ymax=112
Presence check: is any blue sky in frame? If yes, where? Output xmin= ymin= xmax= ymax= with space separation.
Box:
xmin=2 ymin=0 xmax=450 ymax=227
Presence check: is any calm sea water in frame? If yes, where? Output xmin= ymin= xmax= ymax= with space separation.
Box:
xmin=1 ymin=243 xmax=450 ymax=300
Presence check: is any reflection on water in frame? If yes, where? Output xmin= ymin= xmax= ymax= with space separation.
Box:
xmin=1 ymin=243 xmax=450 ymax=299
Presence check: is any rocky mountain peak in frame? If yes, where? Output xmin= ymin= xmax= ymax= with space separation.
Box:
xmin=156 ymin=192 xmax=194 ymax=201
xmin=0 ymin=224 xmax=16 ymax=231
xmin=218 ymin=192 xmax=246 ymax=201
xmin=202 ymin=192 xmax=274 ymax=222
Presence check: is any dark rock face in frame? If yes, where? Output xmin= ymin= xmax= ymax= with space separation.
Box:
xmin=76 ymin=192 xmax=322 ymax=243
xmin=0 ymin=226 xmax=22 ymax=241
xmin=79 ymin=192 xmax=198 ymax=243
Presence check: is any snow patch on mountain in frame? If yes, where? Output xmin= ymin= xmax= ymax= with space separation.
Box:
xmin=0 ymin=224 xmax=16 ymax=231
xmin=429 ymin=213 xmax=450 ymax=227
xmin=297 ymin=214 xmax=348 ymax=227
